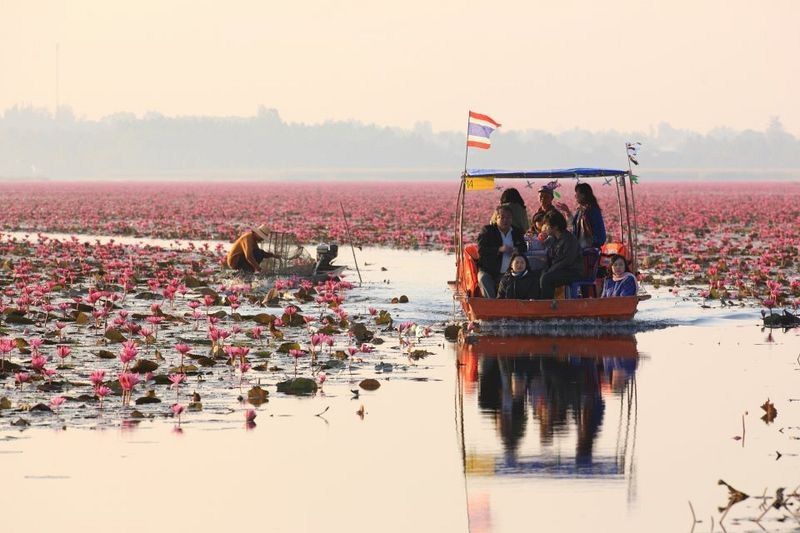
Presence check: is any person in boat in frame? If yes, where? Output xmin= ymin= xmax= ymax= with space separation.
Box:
xmin=497 ymin=252 xmax=537 ymax=299
xmin=226 ymin=224 xmax=281 ymax=273
xmin=489 ymin=188 xmax=529 ymax=232
xmin=477 ymin=205 xmax=527 ymax=299
xmin=601 ymin=254 xmax=637 ymax=297
xmin=534 ymin=210 xmax=584 ymax=299
xmin=556 ymin=182 xmax=606 ymax=249
xmin=530 ymin=183 xmax=559 ymax=233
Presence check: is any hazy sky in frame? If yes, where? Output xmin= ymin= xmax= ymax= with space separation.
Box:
xmin=2 ymin=0 xmax=799 ymax=134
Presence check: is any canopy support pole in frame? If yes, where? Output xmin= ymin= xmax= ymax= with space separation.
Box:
xmin=626 ymin=158 xmax=641 ymax=272
xmin=614 ymin=175 xmax=626 ymax=244
xmin=620 ymin=174 xmax=637 ymax=272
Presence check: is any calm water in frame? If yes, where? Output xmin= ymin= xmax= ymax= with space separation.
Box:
xmin=2 ymin=242 xmax=799 ymax=533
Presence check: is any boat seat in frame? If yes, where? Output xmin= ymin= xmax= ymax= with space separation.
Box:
xmin=568 ymin=247 xmax=601 ymax=298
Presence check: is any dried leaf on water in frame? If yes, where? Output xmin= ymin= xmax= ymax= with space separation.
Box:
xmin=0 ymin=397 xmax=12 ymax=409
xmin=95 ymin=349 xmax=116 ymax=360
xmin=761 ymin=399 xmax=778 ymax=424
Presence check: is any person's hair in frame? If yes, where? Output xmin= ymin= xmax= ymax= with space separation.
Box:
xmin=500 ymin=188 xmax=525 ymax=208
xmin=608 ymin=254 xmax=629 ymax=273
xmin=508 ymin=252 xmax=530 ymax=272
xmin=544 ymin=210 xmax=568 ymax=232
xmin=575 ymin=182 xmax=600 ymax=210
xmin=495 ymin=204 xmax=513 ymax=217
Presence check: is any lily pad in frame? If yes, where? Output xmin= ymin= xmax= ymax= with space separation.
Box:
xmin=359 ymin=379 xmax=381 ymax=391
xmin=349 ymin=322 xmax=374 ymax=343
xmin=11 ymin=418 xmax=30 ymax=427
xmin=276 ymin=377 xmax=318 ymax=395
xmin=247 ymin=386 xmax=269 ymax=406
xmin=104 ymin=328 xmax=127 ymax=343
xmin=95 ymin=349 xmax=117 ymax=359
xmin=135 ymin=391 xmax=162 ymax=405
xmin=130 ymin=359 xmax=159 ymax=374
xmin=375 ymin=310 xmax=393 ymax=326
xmin=409 ymin=349 xmax=433 ymax=360
xmin=444 ymin=325 xmax=460 ymax=341
xmin=0 ymin=397 xmax=12 ymax=409
xmin=321 ymin=359 xmax=345 ymax=370
xmin=375 ymin=362 xmax=393 ymax=372
xmin=277 ymin=342 xmax=301 ymax=354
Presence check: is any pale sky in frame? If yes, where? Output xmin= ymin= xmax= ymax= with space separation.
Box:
xmin=1 ymin=0 xmax=799 ymax=134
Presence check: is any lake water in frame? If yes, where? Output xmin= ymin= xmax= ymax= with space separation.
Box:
xmin=2 ymin=241 xmax=799 ymax=533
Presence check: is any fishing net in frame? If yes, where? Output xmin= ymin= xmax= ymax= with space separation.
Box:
xmin=258 ymin=231 xmax=315 ymax=276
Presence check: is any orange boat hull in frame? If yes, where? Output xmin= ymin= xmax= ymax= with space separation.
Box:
xmin=459 ymin=334 xmax=639 ymax=358
xmin=458 ymin=295 xmax=638 ymax=321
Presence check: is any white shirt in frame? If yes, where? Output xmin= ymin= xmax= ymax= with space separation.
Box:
xmin=499 ymin=228 xmax=514 ymax=273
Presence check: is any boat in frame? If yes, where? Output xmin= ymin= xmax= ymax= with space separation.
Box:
xmin=450 ymin=168 xmax=643 ymax=321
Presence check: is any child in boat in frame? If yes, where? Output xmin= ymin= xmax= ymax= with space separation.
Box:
xmin=226 ymin=224 xmax=281 ymax=273
xmin=602 ymin=254 xmax=637 ymax=297
xmin=497 ymin=253 xmax=537 ymax=299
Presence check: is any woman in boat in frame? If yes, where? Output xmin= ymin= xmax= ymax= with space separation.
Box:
xmin=477 ymin=205 xmax=527 ymax=299
xmin=556 ymin=182 xmax=606 ymax=249
xmin=489 ymin=187 xmax=529 ymax=232
xmin=601 ymin=254 xmax=637 ymax=297
xmin=226 ymin=224 xmax=281 ymax=273
xmin=535 ymin=210 xmax=584 ymax=299
xmin=497 ymin=253 xmax=537 ymax=299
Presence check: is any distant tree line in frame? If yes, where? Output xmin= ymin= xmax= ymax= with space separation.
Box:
xmin=1 ymin=106 xmax=798 ymax=179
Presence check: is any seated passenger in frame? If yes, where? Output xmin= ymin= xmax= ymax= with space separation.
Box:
xmin=602 ymin=254 xmax=637 ymax=297
xmin=489 ymin=188 xmax=530 ymax=232
xmin=555 ymin=182 xmax=606 ymax=249
xmin=477 ymin=205 xmax=527 ymax=299
xmin=534 ymin=210 xmax=584 ymax=299
xmin=226 ymin=224 xmax=281 ymax=273
xmin=497 ymin=253 xmax=537 ymax=299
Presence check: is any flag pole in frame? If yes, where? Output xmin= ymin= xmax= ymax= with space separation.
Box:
xmin=463 ymin=110 xmax=471 ymax=174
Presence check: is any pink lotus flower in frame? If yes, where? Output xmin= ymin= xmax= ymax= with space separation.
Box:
xmin=15 ymin=372 xmax=30 ymax=385
xmin=90 ymin=369 xmax=106 ymax=386
xmin=50 ymin=396 xmax=66 ymax=411
xmin=245 ymin=409 xmax=257 ymax=422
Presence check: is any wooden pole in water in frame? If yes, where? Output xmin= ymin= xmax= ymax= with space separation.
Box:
xmin=339 ymin=202 xmax=363 ymax=286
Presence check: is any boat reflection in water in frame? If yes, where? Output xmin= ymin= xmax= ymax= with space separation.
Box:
xmin=456 ymin=334 xmax=640 ymax=533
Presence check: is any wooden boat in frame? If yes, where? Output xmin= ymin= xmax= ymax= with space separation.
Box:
xmin=451 ymin=167 xmax=643 ymax=321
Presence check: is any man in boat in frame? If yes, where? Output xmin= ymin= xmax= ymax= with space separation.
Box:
xmin=477 ymin=205 xmax=527 ymax=298
xmin=534 ymin=210 xmax=583 ymax=299
xmin=226 ymin=224 xmax=281 ymax=273
xmin=529 ymin=183 xmax=559 ymax=233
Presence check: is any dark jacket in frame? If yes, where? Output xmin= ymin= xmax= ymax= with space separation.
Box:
xmin=477 ymin=224 xmax=527 ymax=276
xmin=497 ymin=270 xmax=537 ymax=299
xmin=545 ymin=231 xmax=584 ymax=277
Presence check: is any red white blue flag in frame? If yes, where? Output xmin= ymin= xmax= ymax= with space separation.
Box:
xmin=467 ymin=111 xmax=501 ymax=149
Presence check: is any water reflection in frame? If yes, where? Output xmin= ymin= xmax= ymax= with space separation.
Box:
xmin=456 ymin=335 xmax=640 ymax=533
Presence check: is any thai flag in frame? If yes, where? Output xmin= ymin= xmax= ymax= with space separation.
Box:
xmin=467 ymin=111 xmax=501 ymax=149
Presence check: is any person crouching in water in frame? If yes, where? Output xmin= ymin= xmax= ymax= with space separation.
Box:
xmin=602 ymin=254 xmax=637 ymax=297
xmin=534 ymin=210 xmax=584 ymax=299
xmin=477 ymin=205 xmax=527 ymax=299
xmin=497 ymin=252 xmax=536 ymax=299
xmin=226 ymin=224 xmax=281 ymax=273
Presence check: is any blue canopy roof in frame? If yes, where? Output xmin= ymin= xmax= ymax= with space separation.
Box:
xmin=465 ymin=168 xmax=627 ymax=180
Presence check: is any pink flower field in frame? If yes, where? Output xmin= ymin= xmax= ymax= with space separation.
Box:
xmin=0 ymin=179 xmax=798 ymax=430
xmin=0 ymin=180 xmax=798 ymax=305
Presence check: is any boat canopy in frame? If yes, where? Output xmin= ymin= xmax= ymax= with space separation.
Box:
xmin=465 ymin=168 xmax=627 ymax=180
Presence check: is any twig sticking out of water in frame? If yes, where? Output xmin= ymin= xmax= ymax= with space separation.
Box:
xmin=689 ymin=500 xmax=701 ymax=531
xmin=314 ymin=406 xmax=330 ymax=417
